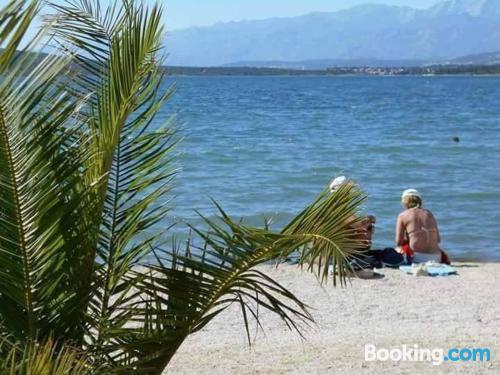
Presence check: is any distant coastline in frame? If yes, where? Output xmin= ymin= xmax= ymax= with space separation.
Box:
xmin=164 ymin=65 xmax=500 ymax=76
xmin=9 ymin=50 xmax=500 ymax=76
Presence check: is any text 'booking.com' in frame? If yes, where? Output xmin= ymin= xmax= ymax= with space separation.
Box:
xmin=364 ymin=344 xmax=492 ymax=366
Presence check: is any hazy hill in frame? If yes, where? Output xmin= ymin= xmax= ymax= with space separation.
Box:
xmin=165 ymin=0 xmax=500 ymax=67
xmin=441 ymin=51 xmax=500 ymax=65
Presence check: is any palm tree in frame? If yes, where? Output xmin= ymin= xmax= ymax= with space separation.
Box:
xmin=0 ymin=0 xmax=367 ymax=373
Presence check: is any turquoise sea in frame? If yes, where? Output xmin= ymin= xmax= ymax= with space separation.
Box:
xmin=160 ymin=76 xmax=500 ymax=261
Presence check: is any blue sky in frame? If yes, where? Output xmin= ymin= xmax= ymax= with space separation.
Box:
xmin=1 ymin=0 xmax=442 ymax=31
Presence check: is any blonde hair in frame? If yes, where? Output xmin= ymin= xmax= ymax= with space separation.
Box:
xmin=402 ymin=195 xmax=422 ymax=209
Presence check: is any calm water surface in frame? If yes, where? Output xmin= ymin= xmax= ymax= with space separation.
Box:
xmin=158 ymin=76 xmax=500 ymax=261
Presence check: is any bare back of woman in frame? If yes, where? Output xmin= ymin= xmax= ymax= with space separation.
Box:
xmin=396 ymin=189 xmax=450 ymax=264
xmin=396 ymin=207 xmax=441 ymax=254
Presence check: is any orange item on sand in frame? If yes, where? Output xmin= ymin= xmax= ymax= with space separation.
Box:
xmin=401 ymin=243 xmax=415 ymax=260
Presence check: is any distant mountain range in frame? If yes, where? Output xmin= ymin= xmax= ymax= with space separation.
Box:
xmin=441 ymin=51 xmax=500 ymax=65
xmin=165 ymin=0 xmax=500 ymax=67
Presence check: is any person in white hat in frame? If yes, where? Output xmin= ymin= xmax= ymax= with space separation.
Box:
xmin=395 ymin=189 xmax=450 ymax=264
xmin=328 ymin=176 xmax=376 ymax=252
xmin=329 ymin=175 xmax=348 ymax=192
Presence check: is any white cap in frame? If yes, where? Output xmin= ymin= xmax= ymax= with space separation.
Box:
xmin=401 ymin=188 xmax=421 ymax=200
xmin=329 ymin=176 xmax=347 ymax=192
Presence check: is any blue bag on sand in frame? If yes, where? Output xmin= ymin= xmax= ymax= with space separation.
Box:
xmin=400 ymin=263 xmax=456 ymax=276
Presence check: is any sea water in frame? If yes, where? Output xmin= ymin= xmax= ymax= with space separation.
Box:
xmin=158 ymin=75 xmax=500 ymax=261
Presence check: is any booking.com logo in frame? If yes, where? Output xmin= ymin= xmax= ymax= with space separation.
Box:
xmin=364 ymin=344 xmax=492 ymax=366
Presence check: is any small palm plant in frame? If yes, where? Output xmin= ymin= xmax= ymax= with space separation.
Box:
xmin=0 ymin=0 xmax=367 ymax=373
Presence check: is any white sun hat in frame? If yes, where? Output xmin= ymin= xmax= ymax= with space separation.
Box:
xmin=401 ymin=188 xmax=421 ymax=199
xmin=329 ymin=176 xmax=347 ymax=192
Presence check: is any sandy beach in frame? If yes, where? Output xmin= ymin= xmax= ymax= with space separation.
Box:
xmin=166 ymin=262 xmax=499 ymax=374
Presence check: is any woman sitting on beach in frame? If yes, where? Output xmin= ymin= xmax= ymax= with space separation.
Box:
xmin=396 ymin=189 xmax=450 ymax=264
xmin=329 ymin=176 xmax=376 ymax=251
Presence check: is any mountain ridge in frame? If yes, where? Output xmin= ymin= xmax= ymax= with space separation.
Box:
xmin=165 ymin=0 xmax=500 ymax=67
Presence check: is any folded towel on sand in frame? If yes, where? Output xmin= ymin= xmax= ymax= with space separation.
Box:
xmin=400 ymin=262 xmax=456 ymax=276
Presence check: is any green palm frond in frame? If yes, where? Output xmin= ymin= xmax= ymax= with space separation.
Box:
xmin=280 ymin=182 xmax=368 ymax=284
xmin=97 ymin=242 xmax=313 ymax=372
xmin=46 ymin=0 xmax=179 ymax=359
xmin=104 ymin=184 xmax=366 ymax=372
xmin=0 ymin=0 xmax=95 ymax=342
xmin=46 ymin=0 xmax=125 ymax=102
xmin=0 ymin=0 xmax=39 ymax=73
xmin=1 ymin=339 xmax=92 ymax=374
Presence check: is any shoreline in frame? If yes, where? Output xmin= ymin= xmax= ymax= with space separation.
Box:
xmin=166 ymin=262 xmax=499 ymax=374
xmin=166 ymin=73 xmax=500 ymax=78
